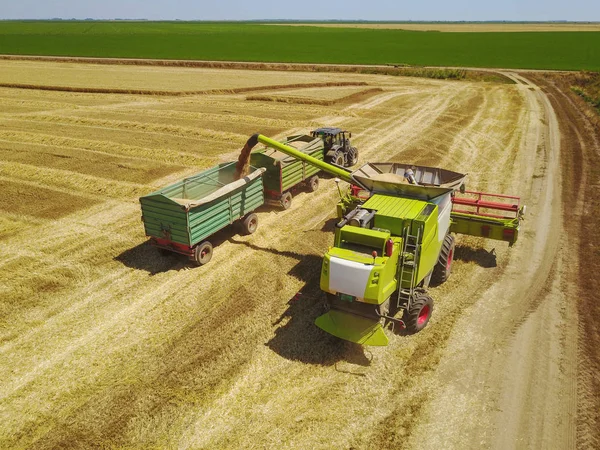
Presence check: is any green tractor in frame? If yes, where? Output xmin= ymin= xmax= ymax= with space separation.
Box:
xmin=244 ymin=134 xmax=525 ymax=346
xmin=311 ymin=127 xmax=358 ymax=167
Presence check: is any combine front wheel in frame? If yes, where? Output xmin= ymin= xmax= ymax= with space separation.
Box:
xmin=404 ymin=292 xmax=434 ymax=333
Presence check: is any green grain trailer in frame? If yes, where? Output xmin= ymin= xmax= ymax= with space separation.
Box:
xmin=244 ymin=134 xmax=525 ymax=346
xmin=250 ymin=134 xmax=324 ymax=209
xmin=140 ymin=162 xmax=266 ymax=265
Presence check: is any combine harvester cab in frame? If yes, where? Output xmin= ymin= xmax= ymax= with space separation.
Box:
xmin=244 ymin=134 xmax=524 ymax=346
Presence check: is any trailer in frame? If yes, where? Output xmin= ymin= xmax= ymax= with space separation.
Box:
xmin=250 ymin=134 xmax=324 ymax=209
xmin=139 ymin=162 xmax=266 ymax=265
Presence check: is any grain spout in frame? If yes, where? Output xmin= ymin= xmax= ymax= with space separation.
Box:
xmin=234 ymin=133 xmax=260 ymax=180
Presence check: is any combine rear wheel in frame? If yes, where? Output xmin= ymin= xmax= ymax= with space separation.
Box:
xmin=241 ymin=213 xmax=258 ymax=235
xmin=193 ymin=241 xmax=213 ymax=266
xmin=280 ymin=192 xmax=293 ymax=210
xmin=307 ymin=175 xmax=319 ymax=192
xmin=404 ymin=292 xmax=434 ymax=333
xmin=431 ymin=233 xmax=455 ymax=285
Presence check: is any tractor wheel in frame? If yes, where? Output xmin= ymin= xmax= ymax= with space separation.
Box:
xmin=280 ymin=192 xmax=293 ymax=210
xmin=193 ymin=241 xmax=213 ymax=266
xmin=347 ymin=147 xmax=359 ymax=166
xmin=332 ymin=151 xmax=345 ymax=167
xmin=431 ymin=233 xmax=455 ymax=286
xmin=241 ymin=213 xmax=258 ymax=235
xmin=307 ymin=175 xmax=319 ymax=192
xmin=404 ymin=292 xmax=434 ymax=334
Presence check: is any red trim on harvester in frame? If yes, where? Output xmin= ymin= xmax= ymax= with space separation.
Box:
xmin=350 ymin=185 xmax=362 ymax=197
xmin=418 ymin=305 xmax=430 ymax=326
xmin=350 ymin=184 xmax=371 ymax=200
xmin=452 ymin=190 xmax=520 ymax=219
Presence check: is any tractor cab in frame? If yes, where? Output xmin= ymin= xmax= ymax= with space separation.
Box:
xmin=311 ymin=127 xmax=358 ymax=167
xmin=311 ymin=127 xmax=350 ymax=149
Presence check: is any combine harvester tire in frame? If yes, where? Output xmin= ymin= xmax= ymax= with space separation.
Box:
xmin=404 ymin=292 xmax=434 ymax=333
xmin=431 ymin=233 xmax=455 ymax=285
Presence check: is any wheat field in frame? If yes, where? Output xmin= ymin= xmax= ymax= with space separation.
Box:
xmin=1 ymin=60 xmax=582 ymax=449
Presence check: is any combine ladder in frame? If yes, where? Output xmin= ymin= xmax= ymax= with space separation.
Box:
xmin=397 ymin=227 xmax=421 ymax=312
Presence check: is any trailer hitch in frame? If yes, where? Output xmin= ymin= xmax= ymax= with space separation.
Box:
xmin=375 ymin=310 xmax=406 ymax=333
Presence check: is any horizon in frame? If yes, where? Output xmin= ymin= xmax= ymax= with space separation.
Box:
xmin=2 ymin=19 xmax=600 ymax=23
xmin=2 ymin=0 xmax=599 ymax=22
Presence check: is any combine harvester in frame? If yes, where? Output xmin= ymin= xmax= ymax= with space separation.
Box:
xmin=245 ymin=134 xmax=525 ymax=346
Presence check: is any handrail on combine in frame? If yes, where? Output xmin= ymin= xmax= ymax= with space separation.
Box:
xmin=452 ymin=190 xmax=521 ymax=219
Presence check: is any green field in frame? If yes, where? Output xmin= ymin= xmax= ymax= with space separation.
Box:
xmin=0 ymin=21 xmax=599 ymax=71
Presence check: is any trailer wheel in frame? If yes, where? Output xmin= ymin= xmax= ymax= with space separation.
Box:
xmin=280 ymin=192 xmax=293 ymax=210
xmin=242 ymin=213 xmax=258 ymax=235
xmin=194 ymin=241 xmax=213 ymax=266
xmin=307 ymin=175 xmax=319 ymax=192
xmin=431 ymin=233 xmax=455 ymax=286
xmin=404 ymin=292 xmax=434 ymax=334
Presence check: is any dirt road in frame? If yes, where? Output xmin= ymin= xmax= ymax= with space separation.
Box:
xmin=404 ymin=71 xmax=577 ymax=449
xmin=0 ymin=62 xmax=597 ymax=448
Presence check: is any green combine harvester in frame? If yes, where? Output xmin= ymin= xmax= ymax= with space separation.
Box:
xmin=245 ymin=134 xmax=525 ymax=346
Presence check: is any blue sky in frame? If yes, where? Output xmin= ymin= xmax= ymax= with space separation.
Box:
xmin=2 ymin=0 xmax=599 ymax=21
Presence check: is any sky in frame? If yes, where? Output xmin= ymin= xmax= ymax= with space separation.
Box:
xmin=1 ymin=0 xmax=599 ymax=21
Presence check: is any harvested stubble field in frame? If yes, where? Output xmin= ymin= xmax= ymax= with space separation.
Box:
xmin=0 ymin=60 xmax=598 ymax=449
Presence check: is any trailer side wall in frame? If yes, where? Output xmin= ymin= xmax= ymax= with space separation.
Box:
xmin=140 ymin=164 xmax=264 ymax=247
